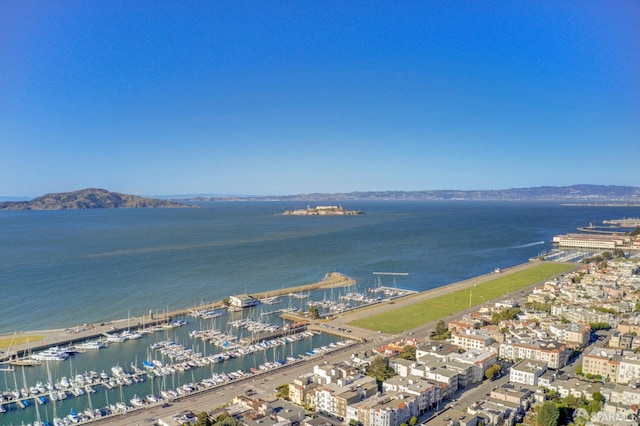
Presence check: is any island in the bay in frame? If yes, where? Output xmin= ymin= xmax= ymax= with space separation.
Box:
xmin=283 ymin=205 xmax=365 ymax=216
xmin=0 ymin=188 xmax=193 ymax=210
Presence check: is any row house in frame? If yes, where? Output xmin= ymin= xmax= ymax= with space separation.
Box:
xmin=289 ymin=374 xmax=318 ymax=407
xmin=547 ymin=322 xmax=591 ymax=348
xmin=381 ymin=376 xmax=441 ymax=414
xmin=509 ymin=360 xmax=548 ymax=386
xmin=313 ymin=362 xmax=358 ymax=385
xmin=562 ymin=307 xmax=616 ymax=327
xmin=499 ymin=340 xmax=571 ymax=369
xmin=451 ymin=329 xmax=493 ymax=351
xmin=391 ymin=358 xmax=468 ymax=395
xmin=609 ymin=331 xmax=639 ymax=350
xmin=447 ymin=349 xmax=497 ymax=384
xmin=617 ymin=356 xmax=640 ymax=385
xmin=314 ymin=375 xmax=378 ymax=420
xmin=490 ymin=383 xmax=533 ymax=410
xmin=466 ymin=401 xmax=509 ymax=426
xmin=447 ymin=319 xmax=480 ymax=332
xmin=582 ymin=347 xmax=622 ymax=381
xmin=350 ymin=392 xmax=419 ymax=426
xmin=600 ymin=382 xmax=640 ymax=407
xmin=617 ymin=320 xmax=640 ymax=336
xmin=415 ymin=342 xmax=458 ymax=361
xmin=373 ymin=339 xmax=419 ymax=358
xmin=542 ymin=377 xmax=601 ymax=400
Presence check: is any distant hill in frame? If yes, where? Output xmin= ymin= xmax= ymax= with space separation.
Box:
xmin=0 ymin=188 xmax=194 ymax=210
xmin=177 ymin=185 xmax=640 ymax=203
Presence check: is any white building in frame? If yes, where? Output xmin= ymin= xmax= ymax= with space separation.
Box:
xmin=509 ymin=360 xmax=548 ymax=386
xmin=451 ymin=329 xmax=493 ymax=351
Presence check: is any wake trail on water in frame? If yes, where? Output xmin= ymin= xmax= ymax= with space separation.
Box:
xmin=509 ymin=241 xmax=545 ymax=249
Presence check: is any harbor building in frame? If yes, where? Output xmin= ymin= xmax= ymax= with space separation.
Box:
xmin=229 ymin=294 xmax=260 ymax=308
xmin=552 ymin=233 xmax=630 ymax=250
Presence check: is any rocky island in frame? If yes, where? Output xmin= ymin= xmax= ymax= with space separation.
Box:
xmin=283 ymin=205 xmax=365 ymax=216
xmin=0 ymin=188 xmax=194 ymax=210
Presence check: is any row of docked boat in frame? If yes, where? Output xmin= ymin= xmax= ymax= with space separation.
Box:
xmin=2 ymin=336 xmax=357 ymax=426
xmin=228 ymin=318 xmax=280 ymax=333
xmin=12 ymin=320 xmax=190 ymax=366
xmin=188 ymin=308 xmax=223 ymax=319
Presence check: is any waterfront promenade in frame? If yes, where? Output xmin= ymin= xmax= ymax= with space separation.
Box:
xmin=89 ymin=259 xmax=576 ymax=425
xmin=0 ymin=260 xmax=578 ymax=425
xmin=0 ymin=261 xmax=569 ymax=356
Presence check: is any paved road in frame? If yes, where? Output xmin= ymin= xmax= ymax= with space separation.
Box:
xmin=70 ymin=260 xmax=576 ymax=425
xmin=93 ymin=343 xmax=374 ymax=425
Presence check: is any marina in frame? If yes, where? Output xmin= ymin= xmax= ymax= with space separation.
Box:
xmin=0 ymin=278 xmax=409 ymax=426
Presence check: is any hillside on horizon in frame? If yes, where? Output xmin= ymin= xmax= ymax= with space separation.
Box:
xmin=0 ymin=188 xmax=193 ymax=210
xmin=174 ymin=184 xmax=640 ymax=203
xmin=2 ymin=185 xmax=639 ymax=209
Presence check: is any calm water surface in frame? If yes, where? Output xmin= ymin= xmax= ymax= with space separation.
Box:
xmin=2 ymin=201 xmax=640 ymax=425
xmin=2 ymin=201 xmax=639 ymax=334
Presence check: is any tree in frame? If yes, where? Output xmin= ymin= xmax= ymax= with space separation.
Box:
xmin=409 ymin=416 xmax=418 ymax=426
xmin=537 ymin=401 xmax=560 ymax=426
xmin=591 ymin=391 xmax=604 ymax=404
xmin=309 ymin=305 xmax=320 ymax=319
xmin=215 ymin=412 xmax=243 ymax=426
xmin=197 ymin=412 xmax=212 ymax=426
xmin=275 ymin=383 xmax=289 ymax=400
xmin=431 ymin=320 xmax=450 ymax=340
xmin=484 ymin=364 xmax=502 ymax=381
xmin=366 ymin=356 xmax=396 ymax=382
xmin=589 ymin=321 xmax=611 ymax=330
xmin=397 ymin=345 xmax=416 ymax=361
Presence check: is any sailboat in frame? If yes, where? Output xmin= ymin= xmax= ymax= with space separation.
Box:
xmin=7 ymin=334 xmax=41 ymax=366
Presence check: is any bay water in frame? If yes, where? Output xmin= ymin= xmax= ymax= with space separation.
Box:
xmin=2 ymin=201 xmax=639 ymax=334
xmin=1 ymin=201 xmax=640 ymax=425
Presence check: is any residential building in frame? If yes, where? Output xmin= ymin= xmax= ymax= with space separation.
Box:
xmin=451 ymin=329 xmax=493 ymax=351
xmin=499 ymin=340 xmax=571 ymax=369
xmin=509 ymin=360 xmax=547 ymax=386
xmin=289 ymin=374 xmax=318 ymax=407
xmin=582 ymin=347 xmax=622 ymax=381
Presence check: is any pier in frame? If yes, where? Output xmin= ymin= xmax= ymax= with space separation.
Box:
xmin=1 ymin=272 xmax=355 ymax=359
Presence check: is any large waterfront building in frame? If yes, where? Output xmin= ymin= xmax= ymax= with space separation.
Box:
xmin=552 ymin=233 xmax=630 ymax=250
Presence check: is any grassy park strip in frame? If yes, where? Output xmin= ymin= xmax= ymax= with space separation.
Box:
xmin=0 ymin=334 xmax=45 ymax=350
xmin=349 ymin=262 xmax=576 ymax=334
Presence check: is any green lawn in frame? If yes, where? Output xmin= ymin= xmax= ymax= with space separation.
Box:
xmin=349 ymin=262 xmax=575 ymax=334
xmin=0 ymin=335 xmax=45 ymax=349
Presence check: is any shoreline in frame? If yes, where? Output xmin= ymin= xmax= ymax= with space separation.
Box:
xmin=0 ymin=261 xmax=575 ymax=357
xmin=0 ymin=272 xmax=354 ymax=354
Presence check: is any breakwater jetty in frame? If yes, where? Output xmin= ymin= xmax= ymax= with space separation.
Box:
xmin=0 ymin=272 xmax=355 ymax=358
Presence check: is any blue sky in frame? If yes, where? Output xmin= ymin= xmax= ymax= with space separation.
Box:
xmin=1 ymin=1 xmax=638 ymax=197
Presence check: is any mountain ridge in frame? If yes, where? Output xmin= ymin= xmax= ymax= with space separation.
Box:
xmin=172 ymin=185 xmax=640 ymax=202
xmin=0 ymin=188 xmax=194 ymax=210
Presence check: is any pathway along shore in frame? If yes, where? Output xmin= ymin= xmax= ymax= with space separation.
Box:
xmin=0 ymin=272 xmax=355 ymax=356
xmin=1 ymin=261 xmax=562 ymax=356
